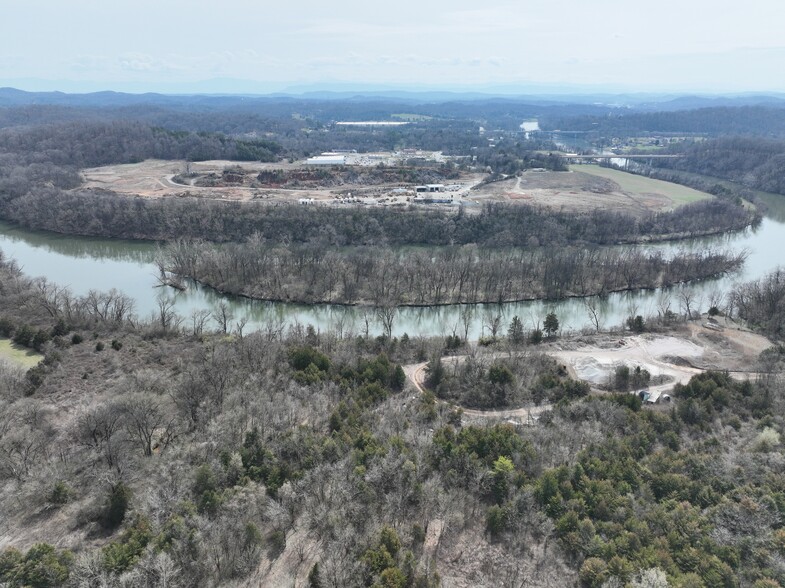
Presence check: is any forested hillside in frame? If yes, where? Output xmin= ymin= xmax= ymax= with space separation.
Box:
xmin=1 ymin=255 xmax=785 ymax=586
xmin=544 ymin=106 xmax=785 ymax=137
xmin=653 ymin=137 xmax=785 ymax=196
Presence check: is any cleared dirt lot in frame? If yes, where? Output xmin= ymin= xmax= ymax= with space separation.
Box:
xmin=82 ymin=160 xmax=304 ymax=201
xmin=81 ymin=159 xmax=484 ymax=206
xmin=81 ymin=160 xmax=710 ymax=215
xmin=551 ymin=319 xmax=771 ymax=392
xmin=405 ymin=319 xmax=773 ymax=424
xmin=469 ymin=165 xmax=711 ymax=214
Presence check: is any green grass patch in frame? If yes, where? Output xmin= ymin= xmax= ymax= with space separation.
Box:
xmin=0 ymin=338 xmax=43 ymax=369
xmin=573 ymin=164 xmax=711 ymax=206
xmin=391 ymin=113 xmax=433 ymax=121
xmin=618 ymin=145 xmax=665 ymax=153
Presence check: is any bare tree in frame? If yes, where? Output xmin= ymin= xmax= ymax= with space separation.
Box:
xmin=584 ymin=299 xmax=602 ymax=333
xmin=678 ymin=288 xmax=696 ymax=320
xmin=376 ymin=305 xmax=397 ymax=339
xmin=74 ymin=402 xmax=126 ymax=470
xmin=360 ymin=308 xmax=373 ymax=339
xmin=656 ymin=291 xmax=673 ymax=324
xmin=190 ymin=309 xmax=212 ymax=336
xmin=213 ymin=301 xmax=234 ymax=334
xmin=234 ymin=316 xmax=248 ymax=339
xmin=122 ymin=394 xmax=177 ymax=457
xmin=707 ymin=288 xmax=725 ymax=314
xmin=460 ymin=305 xmax=475 ymax=342
xmin=35 ymin=278 xmax=66 ymax=318
xmin=331 ymin=312 xmax=347 ymax=340
xmin=482 ymin=309 xmax=503 ymax=339
xmin=155 ymin=294 xmax=182 ymax=332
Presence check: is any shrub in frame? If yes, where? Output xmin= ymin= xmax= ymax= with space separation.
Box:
xmin=444 ymin=334 xmax=462 ymax=350
xmin=12 ymin=324 xmax=34 ymax=347
xmin=626 ymin=315 xmax=645 ymax=333
xmin=32 ymin=329 xmax=50 ymax=352
xmin=0 ymin=543 xmax=73 ymax=587
xmin=111 ymin=339 xmax=122 ymax=351
xmin=528 ymin=329 xmax=543 ymax=344
xmin=378 ymin=526 xmax=401 ymax=558
xmin=0 ymin=318 xmax=14 ymax=337
xmin=51 ymin=319 xmax=69 ymax=337
xmin=754 ymin=427 xmax=781 ymax=452
xmin=579 ymin=557 xmax=608 ymax=588
xmin=288 ymin=346 xmax=330 ymax=372
xmin=486 ymin=504 xmax=508 ymax=536
xmin=48 ymin=481 xmax=71 ymax=506
xmin=70 ymin=333 xmax=83 ymax=344
xmin=379 ymin=567 xmax=406 ymax=588
xmin=488 ymin=363 xmax=515 ymax=386
xmin=95 ymin=342 xmax=105 ymax=352
xmin=102 ymin=516 xmax=152 ymax=574
xmin=104 ymin=482 xmax=131 ymax=529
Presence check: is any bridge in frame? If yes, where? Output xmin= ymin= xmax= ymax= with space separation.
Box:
xmin=561 ymin=154 xmax=684 ymax=160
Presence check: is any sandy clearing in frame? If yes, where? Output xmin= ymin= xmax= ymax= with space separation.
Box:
xmin=551 ymin=336 xmax=704 ymax=394
xmin=404 ymin=326 xmax=773 ymax=421
xmin=638 ymin=335 xmax=704 ymax=359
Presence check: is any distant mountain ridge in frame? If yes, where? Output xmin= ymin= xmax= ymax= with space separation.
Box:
xmin=2 ymin=86 xmax=785 ymax=111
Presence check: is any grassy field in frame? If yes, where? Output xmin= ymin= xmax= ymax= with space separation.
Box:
xmin=0 ymin=339 xmax=42 ymax=369
xmin=391 ymin=113 xmax=433 ymax=121
xmin=574 ymin=164 xmax=711 ymax=206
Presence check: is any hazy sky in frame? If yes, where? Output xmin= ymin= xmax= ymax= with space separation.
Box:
xmin=2 ymin=0 xmax=783 ymax=93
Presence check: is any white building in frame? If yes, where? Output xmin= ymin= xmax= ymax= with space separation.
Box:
xmin=306 ymin=155 xmax=346 ymax=166
xmin=415 ymin=184 xmax=446 ymax=193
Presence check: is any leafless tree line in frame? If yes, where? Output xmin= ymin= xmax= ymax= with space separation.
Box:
xmin=165 ymin=239 xmax=746 ymax=306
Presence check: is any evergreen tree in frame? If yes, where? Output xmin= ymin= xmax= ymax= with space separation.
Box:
xmin=507 ymin=316 xmax=525 ymax=344
xmin=544 ymin=312 xmax=559 ymax=338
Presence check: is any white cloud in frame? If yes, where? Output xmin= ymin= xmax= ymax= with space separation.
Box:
xmin=118 ymin=53 xmax=183 ymax=73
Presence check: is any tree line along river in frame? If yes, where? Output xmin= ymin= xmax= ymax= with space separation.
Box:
xmin=1 ymin=192 xmax=784 ymax=339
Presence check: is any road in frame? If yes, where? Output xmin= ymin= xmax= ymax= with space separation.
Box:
xmin=403 ymin=359 xmax=554 ymax=425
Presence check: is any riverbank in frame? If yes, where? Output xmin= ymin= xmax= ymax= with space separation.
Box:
xmin=0 ymin=212 xmax=782 ymax=339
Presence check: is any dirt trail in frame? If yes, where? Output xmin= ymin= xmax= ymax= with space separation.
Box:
xmin=405 ymin=359 xmax=553 ymax=424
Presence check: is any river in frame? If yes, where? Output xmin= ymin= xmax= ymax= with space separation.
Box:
xmin=1 ymin=192 xmax=784 ymax=338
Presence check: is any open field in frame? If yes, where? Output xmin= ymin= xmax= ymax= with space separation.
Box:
xmin=0 ymin=339 xmax=42 ymax=369
xmin=577 ymin=164 xmax=711 ymax=205
xmin=469 ymin=165 xmax=711 ymax=214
